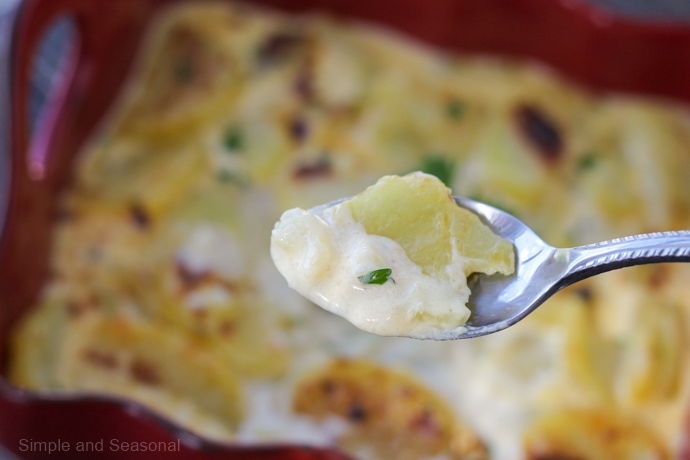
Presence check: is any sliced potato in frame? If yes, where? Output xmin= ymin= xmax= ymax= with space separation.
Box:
xmin=55 ymin=314 xmax=244 ymax=439
xmin=293 ymin=359 xmax=487 ymax=460
xmin=523 ymin=407 xmax=670 ymax=460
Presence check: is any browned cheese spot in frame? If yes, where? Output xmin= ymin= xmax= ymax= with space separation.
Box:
xmin=130 ymin=359 xmax=162 ymax=386
xmin=515 ymin=104 xmax=563 ymax=163
xmin=292 ymin=156 xmax=332 ymax=180
xmin=129 ymin=202 xmax=151 ymax=229
xmin=83 ymin=349 xmax=119 ymax=370
xmin=175 ymin=261 xmax=210 ymax=291
xmin=257 ymin=31 xmax=307 ymax=67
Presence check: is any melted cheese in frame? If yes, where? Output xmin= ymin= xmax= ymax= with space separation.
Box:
xmin=271 ymin=205 xmax=471 ymax=339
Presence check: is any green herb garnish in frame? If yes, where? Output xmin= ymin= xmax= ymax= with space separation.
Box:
xmin=222 ymin=126 xmax=243 ymax=152
xmin=358 ymin=268 xmax=394 ymax=285
xmin=420 ymin=155 xmax=455 ymax=187
xmin=577 ymin=152 xmax=599 ymax=172
xmin=446 ymin=99 xmax=466 ymax=120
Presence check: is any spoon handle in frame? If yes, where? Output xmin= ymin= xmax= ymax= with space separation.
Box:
xmin=564 ymin=230 xmax=690 ymax=284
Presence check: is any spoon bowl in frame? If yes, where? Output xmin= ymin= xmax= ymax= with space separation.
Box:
xmin=309 ymin=195 xmax=690 ymax=340
xmin=442 ymin=197 xmax=690 ymax=339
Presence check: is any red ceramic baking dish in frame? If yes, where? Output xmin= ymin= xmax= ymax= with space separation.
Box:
xmin=3 ymin=0 xmax=690 ymax=458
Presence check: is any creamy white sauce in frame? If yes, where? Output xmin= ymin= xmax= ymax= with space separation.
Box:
xmin=177 ymin=224 xmax=245 ymax=280
xmin=270 ymin=203 xmax=471 ymax=339
xmin=184 ymin=285 xmax=235 ymax=311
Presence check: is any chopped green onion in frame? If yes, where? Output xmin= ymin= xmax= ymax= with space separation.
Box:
xmin=420 ymin=155 xmax=455 ymax=187
xmin=577 ymin=152 xmax=599 ymax=171
xmin=222 ymin=126 xmax=243 ymax=152
xmin=358 ymin=268 xmax=394 ymax=285
xmin=446 ymin=99 xmax=466 ymax=119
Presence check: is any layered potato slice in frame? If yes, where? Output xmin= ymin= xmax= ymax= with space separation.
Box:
xmin=569 ymin=100 xmax=690 ymax=238
xmin=50 ymin=204 xmax=158 ymax=291
xmin=112 ymin=4 xmax=246 ymax=140
xmin=523 ymin=407 xmax=670 ymax=460
xmin=453 ymin=274 xmax=690 ymax=458
xmin=56 ymin=313 xmax=244 ymax=440
xmin=145 ymin=241 xmax=290 ymax=378
xmin=10 ymin=284 xmax=96 ymax=389
xmin=70 ymin=137 xmax=211 ymax=219
xmin=348 ymin=173 xmax=514 ymax=278
xmin=10 ymin=286 xmax=244 ymax=441
xmin=293 ymin=359 xmax=488 ymax=460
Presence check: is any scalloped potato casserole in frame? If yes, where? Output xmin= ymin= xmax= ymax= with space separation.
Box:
xmin=9 ymin=2 xmax=690 ymax=459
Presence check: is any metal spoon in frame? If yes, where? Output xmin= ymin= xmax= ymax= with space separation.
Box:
xmin=437 ymin=197 xmax=690 ymax=340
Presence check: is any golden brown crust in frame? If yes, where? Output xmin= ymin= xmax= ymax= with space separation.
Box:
xmin=524 ymin=408 xmax=671 ymax=460
xmin=293 ymin=359 xmax=488 ymax=460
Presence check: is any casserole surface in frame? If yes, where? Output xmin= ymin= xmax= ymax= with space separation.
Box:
xmin=5 ymin=0 xmax=690 ymax=459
